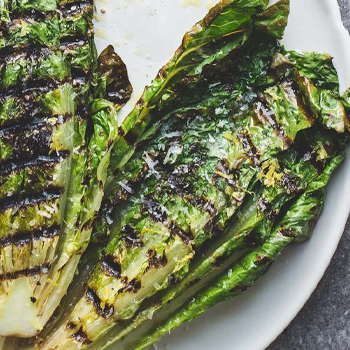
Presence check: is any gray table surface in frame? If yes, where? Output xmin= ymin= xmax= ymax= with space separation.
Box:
xmin=267 ymin=2 xmax=350 ymax=349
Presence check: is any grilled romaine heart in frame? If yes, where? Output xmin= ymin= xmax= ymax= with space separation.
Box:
xmin=0 ymin=0 xmax=131 ymax=338
xmin=13 ymin=0 xmax=347 ymax=349
xmin=40 ymin=1 xmax=347 ymax=349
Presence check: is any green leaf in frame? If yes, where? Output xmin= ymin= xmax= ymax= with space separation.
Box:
xmin=97 ymin=45 xmax=133 ymax=107
xmin=255 ymin=0 xmax=290 ymax=39
xmin=287 ymin=50 xmax=340 ymax=92
xmin=134 ymin=152 xmax=344 ymax=350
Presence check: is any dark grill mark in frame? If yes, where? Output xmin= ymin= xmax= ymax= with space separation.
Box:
xmin=0 ymin=122 xmax=55 ymax=162
xmin=168 ymin=273 xmax=179 ymax=285
xmin=123 ymin=129 xmax=138 ymax=145
xmin=0 ymin=225 xmax=60 ymax=247
xmin=101 ymin=255 xmax=121 ymax=278
xmin=123 ymin=279 xmax=142 ymax=293
xmin=185 ymin=194 xmax=217 ymax=216
xmin=108 ymin=165 xmax=148 ymax=208
xmin=0 ymin=188 xmax=62 ymax=212
xmin=0 ymin=49 xmax=26 ymax=65
xmin=236 ymin=131 xmax=261 ymax=166
xmin=213 ymin=255 xmax=226 ymax=268
xmin=0 ymin=46 xmax=63 ymax=68
xmin=282 ymin=81 xmax=314 ymax=124
xmin=85 ymin=288 xmax=114 ymax=319
xmin=112 ymin=185 xmax=131 ymax=206
xmin=58 ymin=1 xmax=93 ymax=17
xmin=0 ymin=38 xmax=91 ymax=82
xmin=230 ymin=285 xmax=249 ymax=294
xmin=0 ymin=106 xmax=71 ymax=131
xmin=141 ymin=199 xmax=168 ymax=223
xmin=279 ymin=228 xmax=296 ymax=238
xmin=120 ymin=224 xmax=143 ymax=248
xmin=167 ymin=221 xmax=192 ymax=245
xmin=0 ymin=153 xmax=69 ymax=177
xmin=257 ymin=198 xmax=277 ymax=221
xmin=0 ymin=79 xmax=58 ymax=99
xmin=60 ymin=37 xmax=89 ymax=52
xmin=244 ymin=230 xmax=262 ymax=247
xmin=117 ymin=126 xmax=127 ymax=138
xmin=188 ymin=142 xmax=200 ymax=153
xmin=303 ymin=150 xmax=325 ymax=173
xmin=255 ymin=100 xmax=293 ymax=150
xmin=0 ymin=94 xmax=37 ymax=129
xmin=81 ymin=217 xmax=94 ymax=232
xmin=213 ymin=160 xmax=237 ymax=186
xmin=0 ymin=71 xmax=88 ymax=100
xmin=6 ymin=2 xmax=92 ymax=33
xmin=0 ymin=29 xmax=90 ymax=58
xmin=71 ymin=327 xmax=91 ymax=345
xmin=147 ymin=250 xmax=167 ymax=269
xmin=0 ymin=263 xmax=51 ymax=281
xmin=6 ymin=9 xmax=55 ymax=24
xmin=256 ymin=254 xmax=271 ymax=266
xmin=166 ymin=166 xmax=217 ymax=216
xmin=204 ymin=219 xmax=223 ymax=237
xmin=281 ymin=175 xmax=301 ymax=194
xmin=167 ymin=173 xmax=193 ymax=196
xmin=72 ymin=70 xmax=89 ymax=83
xmin=66 ymin=322 xmax=77 ymax=330
xmin=203 ymin=200 xmax=217 ymax=216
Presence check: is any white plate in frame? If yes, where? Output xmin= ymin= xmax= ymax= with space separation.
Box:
xmin=93 ymin=1 xmax=350 ymax=349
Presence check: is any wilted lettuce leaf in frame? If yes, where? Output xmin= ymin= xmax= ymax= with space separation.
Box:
xmin=97 ymin=45 xmax=133 ymax=107
xmin=287 ymin=50 xmax=340 ymax=92
xmin=255 ymin=0 xmax=290 ymax=39
xmin=121 ymin=0 xmax=272 ymax=136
